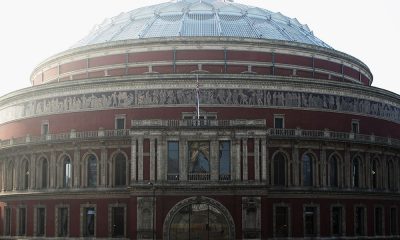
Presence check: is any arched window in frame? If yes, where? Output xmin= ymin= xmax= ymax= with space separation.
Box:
xmin=371 ymin=159 xmax=378 ymax=189
xmin=87 ymin=155 xmax=97 ymax=187
xmin=63 ymin=156 xmax=72 ymax=188
xmin=22 ymin=160 xmax=29 ymax=190
xmin=41 ymin=159 xmax=48 ymax=189
xmin=352 ymin=157 xmax=361 ymax=188
xmin=273 ymin=153 xmax=286 ymax=186
xmin=114 ymin=153 xmax=126 ymax=186
xmin=329 ymin=155 xmax=338 ymax=187
xmin=302 ymin=154 xmax=313 ymax=187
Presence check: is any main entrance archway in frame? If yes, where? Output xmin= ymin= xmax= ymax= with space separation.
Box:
xmin=163 ymin=196 xmax=235 ymax=240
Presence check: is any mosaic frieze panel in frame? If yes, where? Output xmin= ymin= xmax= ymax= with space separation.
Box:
xmin=0 ymin=88 xmax=399 ymax=125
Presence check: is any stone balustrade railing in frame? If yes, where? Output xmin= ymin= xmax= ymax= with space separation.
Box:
xmin=0 ymin=120 xmax=399 ymax=149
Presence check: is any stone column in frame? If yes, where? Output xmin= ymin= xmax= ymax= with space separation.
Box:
xmin=50 ymin=150 xmax=56 ymax=188
xmin=365 ymin=152 xmax=371 ymax=189
xmin=156 ymin=136 xmax=164 ymax=181
xmin=210 ymin=139 xmax=218 ymax=181
xmin=234 ymin=138 xmax=241 ymax=181
xmin=130 ymin=138 xmax=137 ymax=183
xmin=344 ymin=148 xmax=351 ymax=188
xmin=100 ymin=147 xmax=107 ymax=187
xmin=150 ymin=138 xmax=156 ymax=181
xmin=242 ymin=139 xmax=248 ymax=181
xmin=180 ymin=139 xmax=188 ymax=181
xmin=254 ymin=138 xmax=260 ymax=181
xmin=319 ymin=148 xmax=326 ymax=187
xmin=262 ymin=138 xmax=269 ymax=184
xmin=292 ymin=146 xmax=299 ymax=187
xmin=30 ymin=154 xmax=36 ymax=190
xmin=73 ymin=147 xmax=80 ymax=188
xmin=138 ymin=137 xmax=144 ymax=182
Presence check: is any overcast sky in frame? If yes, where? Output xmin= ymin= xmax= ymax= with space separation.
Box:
xmin=0 ymin=0 xmax=399 ymax=97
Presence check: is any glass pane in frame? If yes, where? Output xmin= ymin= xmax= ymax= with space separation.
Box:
xmin=355 ymin=207 xmax=365 ymax=236
xmin=274 ymin=117 xmax=283 ymax=129
xmin=209 ymin=205 xmax=229 ymax=240
xmin=5 ymin=208 xmax=11 ymax=235
xmin=170 ymin=206 xmax=190 ymax=240
xmin=115 ymin=154 xmax=126 ymax=186
xmin=116 ymin=118 xmax=125 ymax=129
xmin=19 ymin=208 xmax=26 ymax=235
xmin=188 ymin=142 xmax=210 ymax=173
xmin=87 ymin=155 xmax=97 ymax=187
xmin=303 ymin=154 xmax=313 ymax=186
xmin=274 ymin=153 xmax=285 ymax=186
xmin=42 ymin=160 xmax=48 ymax=188
xmin=112 ymin=207 xmax=125 ymax=237
xmin=64 ymin=158 xmax=71 ymax=187
xmin=37 ymin=208 xmax=45 ymax=236
xmin=84 ymin=208 xmax=95 ymax=236
xmin=332 ymin=207 xmax=341 ymax=235
xmin=219 ymin=141 xmax=230 ymax=176
xmin=275 ymin=207 xmax=288 ymax=237
xmin=305 ymin=207 xmax=316 ymax=236
xmin=170 ymin=203 xmax=230 ymax=240
xmin=168 ymin=141 xmax=179 ymax=174
xmin=330 ymin=157 xmax=338 ymax=187
xmin=58 ymin=208 xmax=68 ymax=237
xmin=24 ymin=162 xmax=29 ymax=189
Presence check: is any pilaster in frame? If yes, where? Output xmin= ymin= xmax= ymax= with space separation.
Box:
xmin=131 ymin=138 xmax=137 ymax=183
xmin=138 ymin=137 xmax=144 ymax=181
xmin=180 ymin=139 xmax=188 ymax=181
xmin=150 ymin=138 xmax=156 ymax=181
xmin=254 ymin=138 xmax=260 ymax=181
xmin=156 ymin=136 xmax=164 ymax=181
xmin=242 ymin=139 xmax=248 ymax=181
xmin=344 ymin=148 xmax=351 ymax=188
xmin=234 ymin=138 xmax=241 ymax=181
xmin=292 ymin=146 xmax=299 ymax=187
xmin=319 ymin=148 xmax=326 ymax=187
xmin=50 ymin=150 xmax=56 ymax=188
xmin=73 ymin=147 xmax=80 ymax=188
xmin=100 ymin=147 xmax=107 ymax=187
xmin=210 ymin=139 xmax=218 ymax=181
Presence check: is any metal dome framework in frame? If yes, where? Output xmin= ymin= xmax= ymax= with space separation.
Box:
xmin=72 ymin=0 xmax=331 ymax=49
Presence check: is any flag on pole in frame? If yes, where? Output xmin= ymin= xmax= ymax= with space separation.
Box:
xmin=196 ymin=74 xmax=200 ymax=121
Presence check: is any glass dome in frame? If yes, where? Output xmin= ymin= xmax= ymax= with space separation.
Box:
xmin=72 ymin=0 xmax=331 ymax=49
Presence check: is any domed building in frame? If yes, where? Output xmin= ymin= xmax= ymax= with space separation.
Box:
xmin=0 ymin=0 xmax=399 ymax=239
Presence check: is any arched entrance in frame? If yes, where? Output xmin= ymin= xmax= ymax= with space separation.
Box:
xmin=163 ymin=196 xmax=235 ymax=240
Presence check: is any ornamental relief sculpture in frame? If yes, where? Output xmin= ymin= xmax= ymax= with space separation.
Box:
xmin=0 ymin=88 xmax=399 ymax=125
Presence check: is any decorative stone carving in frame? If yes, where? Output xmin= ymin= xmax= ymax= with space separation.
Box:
xmin=0 ymin=88 xmax=400 ymax=125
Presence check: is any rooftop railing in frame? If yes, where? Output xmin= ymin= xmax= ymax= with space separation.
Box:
xmin=0 ymin=120 xmax=398 ymax=149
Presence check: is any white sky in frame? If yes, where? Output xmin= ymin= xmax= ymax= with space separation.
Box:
xmin=0 ymin=0 xmax=399 ymax=97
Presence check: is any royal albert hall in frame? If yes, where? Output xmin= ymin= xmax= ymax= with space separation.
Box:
xmin=0 ymin=0 xmax=400 ymax=239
